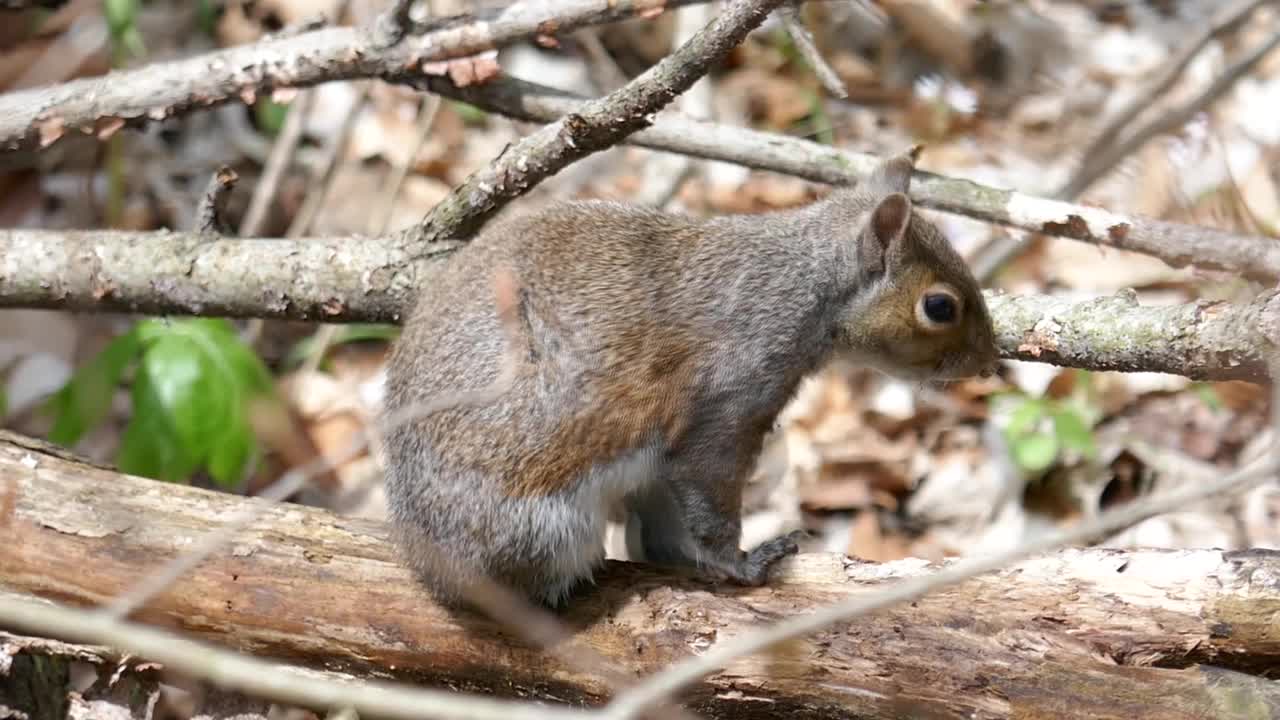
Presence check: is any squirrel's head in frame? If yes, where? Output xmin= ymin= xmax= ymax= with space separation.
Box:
xmin=834 ymin=149 xmax=998 ymax=383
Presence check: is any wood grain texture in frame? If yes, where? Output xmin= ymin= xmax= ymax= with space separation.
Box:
xmin=2 ymin=430 xmax=1280 ymax=719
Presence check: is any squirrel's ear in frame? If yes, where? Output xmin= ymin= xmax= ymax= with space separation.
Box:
xmin=863 ymin=146 xmax=920 ymax=195
xmin=859 ymin=192 xmax=912 ymax=274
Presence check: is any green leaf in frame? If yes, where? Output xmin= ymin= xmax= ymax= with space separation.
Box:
xmin=47 ymin=329 xmax=143 ymax=446
xmin=1004 ymin=397 xmax=1045 ymax=438
xmin=1194 ymin=383 xmax=1224 ymax=413
xmin=0 ymin=386 xmax=7 ymax=419
xmin=148 ymin=331 xmax=231 ymax=457
xmin=1012 ymin=431 xmax=1059 ymax=473
xmin=1051 ymin=407 xmax=1096 ymax=459
xmin=176 ymin=318 xmax=274 ymax=393
xmin=770 ymin=26 xmax=800 ymax=64
xmin=196 ymin=0 xmax=219 ymax=36
xmin=104 ymin=0 xmax=138 ymax=36
xmin=804 ymin=91 xmax=834 ymax=146
xmin=449 ymin=100 xmax=489 ymax=126
xmin=121 ymin=26 xmax=147 ymax=59
xmin=285 ymin=323 xmax=401 ymax=368
xmin=124 ymin=318 xmax=273 ymax=485
xmin=255 ymin=98 xmax=290 ymax=136
xmin=118 ymin=362 xmax=198 ymax=482
xmin=206 ymin=414 xmax=255 ymax=489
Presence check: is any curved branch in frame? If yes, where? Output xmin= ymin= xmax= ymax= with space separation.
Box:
xmin=406 ymin=0 xmax=788 ymax=245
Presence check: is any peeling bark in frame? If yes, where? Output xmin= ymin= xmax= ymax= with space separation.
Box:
xmin=2 ymin=432 xmax=1280 ymax=719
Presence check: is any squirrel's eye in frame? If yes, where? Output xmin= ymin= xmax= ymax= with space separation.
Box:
xmin=923 ymin=294 xmax=956 ymax=324
xmin=915 ymin=286 xmax=962 ymax=332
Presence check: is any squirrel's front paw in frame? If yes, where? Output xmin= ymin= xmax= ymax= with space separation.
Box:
xmin=733 ymin=529 xmax=806 ymax=586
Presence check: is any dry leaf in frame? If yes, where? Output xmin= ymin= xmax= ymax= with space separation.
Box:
xmin=94 ymin=116 xmax=124 ymax=140
xmin=421 ymin=50 xmax=501 ymax=88
xmin=37 ymin=116 xmax=65 ymax=147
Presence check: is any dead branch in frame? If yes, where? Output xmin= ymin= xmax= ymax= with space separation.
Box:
xmin=405 ymin=0 xmax=789 ymax=245
xmin=195 ymin=166 xmax=239 ymax=235
xmin=0 ymin=227 xmax=1273 ymax=381
xmin=780 ymin=3 xmax=847 ymax=98
xmin=3 ymin=431 xmax=1280 ymax=720
xmin=409 ymin=74 xmax=1280 ymax=281
xmin=0 ymin=0 xmax=707 ymax=155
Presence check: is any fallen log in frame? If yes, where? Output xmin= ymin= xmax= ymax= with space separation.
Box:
xmin=2 ymin=430 xmax=1279 ymax=720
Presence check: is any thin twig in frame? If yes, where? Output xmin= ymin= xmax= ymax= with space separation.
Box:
xmin=403 ymin=0 xmax=790 ymax=246
xmin=371 ymin=95 xmax=442 ymax=236
xmin=195 ymin=166 xmax=239 ymax=235
xmin=632 ymin=2 xmax=712 ymax=207
xmin=603 ymin=453 xmax=1278 ymax=719
xmin=239 ymin=91 xmax=314 ymax=238
xmin=299 ymin=90 xmax=440 ymax=375
xmin=237 ymin=90 xmax=314 ymax=348
xmin=1 ymin=595 xmax=591 ymax=720
xmin=780 ymin=2 xmax=847 ymax=98
xmin=972 ymin=7 xmax=1279 ymax=282
xmin=1065 ymin=0 xmax=1268 ymax=199
xmin=576 ymin=28 xmax=630 ymax=92
xmin=286 ymin=84 xmax=371 ymax=239
xmin=1059 ymin=23 xmax=1280 ymax=200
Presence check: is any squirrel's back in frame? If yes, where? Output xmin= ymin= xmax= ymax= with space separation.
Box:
xmin=382 ymin=200 xmax=723 ymax=605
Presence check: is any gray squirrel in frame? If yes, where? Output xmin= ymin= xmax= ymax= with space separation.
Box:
xmin=382 ymin=149 xmax=998 ymax=608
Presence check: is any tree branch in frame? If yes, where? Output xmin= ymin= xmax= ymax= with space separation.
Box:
xmin=406 ymin=74 xmax=1280 ymax=280
xmin=405 ymin=0 xmax=788 ymax=245
xmin=986 ymin=289 xmax=1279 ymax=380
xmin=0 ymin=0 xmax=707 ymax=154
xmin=780 ymin=3 xmax=847 ymax=98
xmin=195 ymin=166 xmax=239 ymax=235
xmin=0 ymin=228 xmax=1273 ymax=381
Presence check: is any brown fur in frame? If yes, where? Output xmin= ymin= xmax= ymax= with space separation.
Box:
xmin=381 ymin=151 xmax=998 ymax=608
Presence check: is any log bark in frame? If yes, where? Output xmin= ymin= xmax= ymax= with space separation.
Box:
xmin=2 ymin=430 xmax=1280 ymax=720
